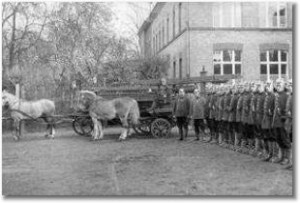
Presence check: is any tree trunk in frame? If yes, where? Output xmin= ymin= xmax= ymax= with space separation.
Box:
xmin=8 ymin=7 xmax=17 ymax=72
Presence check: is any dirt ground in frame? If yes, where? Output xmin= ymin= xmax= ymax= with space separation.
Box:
xmin=2 ymin=127 xmax=293 ymax=196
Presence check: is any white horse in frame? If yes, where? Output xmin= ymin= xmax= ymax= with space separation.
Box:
xmin=77 ymin=90 xmax=140 ymax=141
xmin=2 ymin=90 xmax=56 ymax=141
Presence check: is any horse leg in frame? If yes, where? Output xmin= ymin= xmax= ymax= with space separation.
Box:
xmin=91 ymin=117 xmax=98 ymax=141
xmin=13 ymin=119 xmax=20 ymax=141
xmin=42 ymin=116 xmax=50 ymax=138
xmin=98 ymin=120 xmax=104 ymax=140
xmin=119 ymin=115 xmax=129 ymax=141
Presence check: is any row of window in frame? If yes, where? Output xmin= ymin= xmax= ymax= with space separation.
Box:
xmin=213 ymin=2 xmax=288 ymax=28
xmin=152 ymin=3 xmax=182 ymax=54
xmin=213 ymin=49 xmax=288 ymax=77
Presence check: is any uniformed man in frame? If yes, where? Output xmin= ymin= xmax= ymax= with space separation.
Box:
xmin=235 ymin=82 xmax=245 ymax=152
xmin=149 ymin=77 xmax=172 ymax=112
xmin=189 ymin=88 xmax=207 ymax=141
xmin=228 ymin=82 xmax=240 ymax=150
xmin=208 ymin=84 xmax=219 ymax=144
xmin=221 ymin=84 xmax=232 ymax=148
xmin=261 ymin=80 xmax=276 ymax=162
xmin=284 ymin=79 xmax=293 ymax=169
xmin=254 ymin=81 xmax=267 ymax=158
xmin=248 ymin=81 xmax=259 ymax=156
xmin=271 ymin=78 xmax=290 ymax=164
xmin=173 ymin=87 xmax=190 ymax=141
xmin=240 ymin=82 xmax=252 ymax=154
xmin=204 ymin=83 xmax=213 ymax=142
xmin=216 ymin=85 xmax=226 ymax=145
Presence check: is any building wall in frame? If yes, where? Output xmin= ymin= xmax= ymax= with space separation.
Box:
xmin=189 ymin=30 xmax=293 ymax=80
xmin=138 ymin=2 xmax=294 ymax=80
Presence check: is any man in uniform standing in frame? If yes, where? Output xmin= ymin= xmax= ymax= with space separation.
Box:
xmin=235 ymin=82 xmax=245 ymax=152
xmin=228 ymin=83 xmax=239 ymax=150
xmin=189 ymin=88 xmax=207 ymax=141
xmin=261 ymin=80 xmax=275 ymax=162
xmin=173 ymin=87 xmax=190 ymax=141
xmin=271 ymin=78 xmax=289 ymax=164
xmin=284 ymin=79 xmax=293 ymax=169
xmin=254 ymin=81 xmax=267 ymax=158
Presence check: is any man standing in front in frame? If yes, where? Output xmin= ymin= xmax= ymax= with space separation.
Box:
xmin=173 ymin=87 xmax=190 ymax=141
xmin=189 ymin=88 xmax=207 ymax=141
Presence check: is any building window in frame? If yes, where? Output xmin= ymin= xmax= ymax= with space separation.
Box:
xmin=266 ymin=2 xmax=287 ymax=28
xmin=213 ymin=2 xmax=241 ymax=27
xmin=167 ymin=17 xmax=170 ymax=42
xmin=178 ymin=3 xmax=182 ymax=32
xmin=173 ymin=61 xmax=176 ymax=78
xmin=173 ymin=6 xmax=175 ymax=38
xmin=179 ymin=58 xmax=183 ymax=79
xmin=260 ymin=50 xmax=287 ymax=79
xmin=213 ymin=50 xmax=242 ymax=75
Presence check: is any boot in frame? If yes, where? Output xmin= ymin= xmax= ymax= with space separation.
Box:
xmin=204 ymin=132 xmax=212 ymax=142
xmin=272 ymin=143 xmax=284 ymax=163
xmin=262 ymin=141 xmax=273 ymax=162
xmin=178 ymin=128 xmax=184 ymax=141
xmin=209 ymin=132 xmax=217 ymax=144
xmin=218 ymin=133 xmax=224 ymax=146
xmin=280 ymin=149 xmax=290 ymax=165
xmin=194 ymin=133 xmax=200 ymax=141
xmin=184 ymin=128 xmax=188 ymax=140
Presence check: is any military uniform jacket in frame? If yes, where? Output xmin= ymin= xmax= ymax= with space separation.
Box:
xmin=248 ymin=92 xmax=258 ymax=125
xmin=205 ymin=93 xmax=212 ymax=118
xmin=255 ymin=92 xmax=266 ymax=125
xmin=228 ymin=93 xmax=239 ymax=122
xmin=172 ymin=96 xmax=190 ymax=117
xmin=217 ymin=94 xmax=225 ymax=121
xmin=284 ymin=93 xmax=293 ymax=134
xmin=273 ymin=91 xmax=289 ymax=128
xmin=189 ymin=96 xmax=207 ymax=119
xmin=241 ymin=92 xmax=251 ymax=124
xmin=261 ymin=92 xmax=275 ymax=129
xmin=222 ymin=93 xmax=231 ymax=121
xmin=209 ymin=93 xmax=218 ymax=119
xmin=235 ymin=93 xmax=244 ymax=122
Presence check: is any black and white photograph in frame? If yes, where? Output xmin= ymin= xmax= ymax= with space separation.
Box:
xmin=1 ymin=1 xmax=295 ymax=196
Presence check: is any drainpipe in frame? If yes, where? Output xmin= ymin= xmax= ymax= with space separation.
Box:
xmin=187 ymin=2 xmax=191 ymax=78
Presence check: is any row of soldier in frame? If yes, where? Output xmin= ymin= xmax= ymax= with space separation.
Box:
xmin=171 ymin=78 xmax=293 ymax=170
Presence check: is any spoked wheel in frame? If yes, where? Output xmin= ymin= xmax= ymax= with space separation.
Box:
xmin=133 ymin=117 xmax=153 ymax=136
xmin=150 ymin=118 xmax=172 ymax=138
xmin=72 ymin=116 xmax=93 ymax=137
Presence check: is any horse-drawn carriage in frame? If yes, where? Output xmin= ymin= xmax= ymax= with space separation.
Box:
xmin=72 ymin=75 xmax=241 ymax=138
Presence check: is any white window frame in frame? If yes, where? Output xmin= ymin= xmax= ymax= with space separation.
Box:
xmin=213 ymin=50 xmax=242 ymax=75
xmin=260 ymin=50 xmax=288 ymax=80
xmin=265 ymin=2 xmax=287 ymax=28
xmin=213 ymin=3 xmax=241 ymax=28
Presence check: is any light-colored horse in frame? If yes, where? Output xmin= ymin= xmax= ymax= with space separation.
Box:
xmin=2 ymin=90 xmax=56 ymax=141
xmin=77 ymin=90 xmax=140 ymax=141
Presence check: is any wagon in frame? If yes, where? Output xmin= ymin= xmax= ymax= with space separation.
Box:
xmin=72 ymin=74 xmax=241 ymax=138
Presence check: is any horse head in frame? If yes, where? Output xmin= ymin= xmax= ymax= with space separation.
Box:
xmin=76 ymin=90 xmax=97 ymax=112
xmin=2 ymin=90 xmax=14 ymax=108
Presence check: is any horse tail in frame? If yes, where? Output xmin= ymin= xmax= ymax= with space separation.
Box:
xmin=130 ymin=99 xmax=140 ymax=125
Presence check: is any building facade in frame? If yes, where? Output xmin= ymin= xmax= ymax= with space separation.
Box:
xmin=138 ymin=2 xmax=294 ymax=81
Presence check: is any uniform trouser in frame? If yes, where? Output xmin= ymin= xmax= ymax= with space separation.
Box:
xmin=222 ymin=121 xmax=229 ymax=143
xmin=242 ymin=123 xmax=252 ymax=143
xmin=273 ymin=127 xmax=291 ymax=149
xmin=207 ymin=118 xmax=215 ymax=133
xmin=176 ymin=117 xmax=189 ymax=138
xmin=229 ymin=122 xmax=238 ymax=144
xmin=193 ymin=119 xmax=206 ymax=138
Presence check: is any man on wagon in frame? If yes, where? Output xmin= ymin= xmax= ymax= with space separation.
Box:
xmin=148 ymin=77 xmax=172 ymax=112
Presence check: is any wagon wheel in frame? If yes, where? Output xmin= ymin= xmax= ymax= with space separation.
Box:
xmin=150 ymin=118 xmax=172 ymax=138
xmin=133 ymin=117 xmax=152 ymax=136
xmin=72 ymin=117 xmax=93 ymax=137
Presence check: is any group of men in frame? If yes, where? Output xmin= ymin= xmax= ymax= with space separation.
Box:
xmin=171 ymin=78 xmax=293 ymax=170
